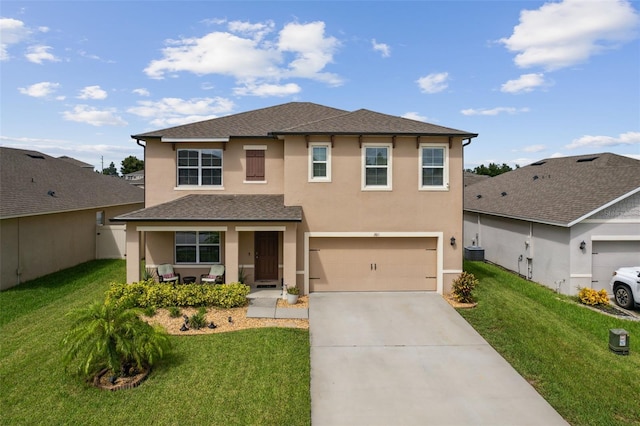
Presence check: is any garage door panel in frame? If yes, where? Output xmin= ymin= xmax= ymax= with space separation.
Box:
xmin=592 ymin=241 xmax=640 ymax=291
xmin=309 ymin=237 xmax=438 ymax=292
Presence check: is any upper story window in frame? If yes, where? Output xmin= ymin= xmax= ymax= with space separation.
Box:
xmin=309 ymin=143 xmax=331 ymax=182
xmin=244 ymin=146 xmax=266 ymax=183
xmin=362 ymin=143 xmax=392 ymax=190
xmin=420 ymin=144 xmax=448 ymax=191
xmin=177 ymin=149 xmax=222 ymax=186
xmin=175 ymin=231 xmax=220 ymax=264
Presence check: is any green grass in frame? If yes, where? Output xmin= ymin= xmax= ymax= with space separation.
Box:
xmin=461 ymin=261 xmax=640 ymax=426
xmin=0 ymin=260 xmax=310 ymax=425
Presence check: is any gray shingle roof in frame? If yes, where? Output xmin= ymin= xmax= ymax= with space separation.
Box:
xmin=114 ymin=194 xmax=302 ymax=222
xmin=132 ymin=102 xmax=476 ymax=140
xmin=133 ymin=102 xmax=348 ymax=140
xmin=275 ymin=109 xmax=477 ymax=137
xmin=0 ymin=148 xmax=144 ymax=219
xmin=464 ymin=153 xmax=640 ymax=226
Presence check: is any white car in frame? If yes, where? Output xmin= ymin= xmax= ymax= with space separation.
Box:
xmin=610 ymin=266 xmax=640 ymax=310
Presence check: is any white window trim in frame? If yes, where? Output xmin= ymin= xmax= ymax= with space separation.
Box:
xmin=419 ymin=143 xmax=449 ymax=191
xmin=175 ymin=231 xmax=221 ymax=264
xmin=176 ymin=149 xmax=223 ymax=187
xmin=308 ymin=142 xmax=332 ymax=182
xmin=361 ymin=143 xmax=392 ymax=191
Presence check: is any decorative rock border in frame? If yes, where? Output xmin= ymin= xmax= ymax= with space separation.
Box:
xmin=93 ymin=368 xmax=150 ymax=391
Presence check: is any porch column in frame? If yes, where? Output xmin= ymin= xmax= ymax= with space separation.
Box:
xmin=125 ymin=224 xmax=140 ymax=283
xmin=283 ymin=223 xmax=297 ymax=292
xmin=225 ymin=228 xmax=239 ymax=283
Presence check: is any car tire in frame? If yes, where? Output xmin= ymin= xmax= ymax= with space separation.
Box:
xmin=613 ymin=284 xmax=634 ymax=310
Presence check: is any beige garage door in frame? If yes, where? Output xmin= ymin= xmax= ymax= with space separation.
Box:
xmin=309 ymin=237 xmax=437 ymax=292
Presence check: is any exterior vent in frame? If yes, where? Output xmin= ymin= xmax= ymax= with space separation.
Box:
xmin=26 ymin=154 xmax=45 ymax=159
xmin=531 ymin=161 xmax=546 ymax=166
xmin=533 ymin=175 xmax=539 ymax=180
xmin=501 ymin=191 xmax=507 ymax=196
xmin=577 ymin=157 xmax=598 ymax=163
xmin=476 ymin=194 xmax=482 ymax=199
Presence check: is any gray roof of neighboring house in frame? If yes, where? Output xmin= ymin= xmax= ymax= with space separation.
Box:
xmin=464 ymin=171 xmax=491 ymax=187
xmin=0 ymin=148 xmax=144 ymax=219
xmin=114 ymin=194 xmax=302 ymax=222
xmin=132 ymin=102 xmax=477 ymax=140
xmin=58 ymin=155 xmax=95 ymax=169
xmin=464 ymin=153 xmax=640 ymax=227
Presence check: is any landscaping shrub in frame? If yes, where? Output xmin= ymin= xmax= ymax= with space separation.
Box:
xmin=105 ymin=281 xmax=250 ymax=309
xmin=168 ymin=306 xmax=182 ymax=318
xmin=578 ymin=287 xmax=610 ymax=306
xmin=451 ymin=271 xmax=479 ymax=303
xmin=188 ymin=307 xmax=207 ymax=330
xmin=143 ymin=306 xmax=157 ymax=317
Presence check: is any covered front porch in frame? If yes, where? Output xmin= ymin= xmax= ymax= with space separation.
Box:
xmin=113 ymin=194 xmax=302 ymax=290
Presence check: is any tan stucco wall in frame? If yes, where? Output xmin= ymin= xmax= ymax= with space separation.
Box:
xmin=144 ymin=138 xmax=285 ymax=207
xmin=0 ymin=203 xmax=143 ymax=290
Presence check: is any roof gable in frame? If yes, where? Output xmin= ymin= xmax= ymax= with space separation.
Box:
xmin=0 ymin=148 xmax=144 ymax=219
xmin=464 ymin=153 xmax=640 ymax=226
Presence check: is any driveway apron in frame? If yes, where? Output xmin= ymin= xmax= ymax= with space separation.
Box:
xmin=309 ymin=292 xmax=568 ymax=426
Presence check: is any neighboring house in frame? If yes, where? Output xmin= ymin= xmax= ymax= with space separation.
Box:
xmin=0 ymin=148 xmax=145 ymax=290
xmin=115 ymin=102 xmax=477 ymax=294
xmin=58 ymin=155 xmax=95 ymax=171
xmin=464 ymin=153 xmax=640 ymax=295
xmin=124 ymin=170 xmax=145 ymax=188
xmin=463 ymin=171 xmax=490 ymax=187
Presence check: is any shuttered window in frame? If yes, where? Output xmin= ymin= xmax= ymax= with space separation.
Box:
xmin=246 ymin=150 xmax=265 ymax=181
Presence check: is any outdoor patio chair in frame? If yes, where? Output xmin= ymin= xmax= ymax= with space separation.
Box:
xmin=157 ymin=263 xmax=181 ymax=284
xmin=201 ymin=265 xmax=225 ymax=284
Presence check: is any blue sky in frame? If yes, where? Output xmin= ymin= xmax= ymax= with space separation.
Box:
xmin=1 ymin=0 xmax=639 ymax=172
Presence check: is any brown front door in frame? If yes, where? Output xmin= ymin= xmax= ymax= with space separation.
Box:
xmin=255 ymin=231 xmax=278 ymax=280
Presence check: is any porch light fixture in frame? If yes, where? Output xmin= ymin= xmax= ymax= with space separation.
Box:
xmin=579 ymin=241 xmax=586 ymax=251
xmin=450 ymin=236 xmax=456 ymax=246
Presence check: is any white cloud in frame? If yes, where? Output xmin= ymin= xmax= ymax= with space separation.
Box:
xmin=416 ymin=72 xmax=449 ymax=94
xmin=78 ymin=85 xmax=108 ymax=100
xmin=18 ymin=81 xmax=60 ymax=98
xmin=501 ymin=73 xmax=548 ymax=93
xmin=401 ymin=112 xmax=427 ymax=122
xmin=228 ymin=20 xmax=275 ymax=41
xmin=522 ymin=144 xmax=546 ymax=153
xmin=62 ymin=105 xmax=127 ymax=127
xmin=550 ymin=152 xmax=566 ymax=158
xmin=144 ymin=20 xmax=342 ymax=91
xmin=127 ymin=97 xmax=235 ymax=127
xmin=0 ymin=18 xmax=30 ymax=60
xmin=372 ymin=39 xmax=390 ymax=57
xmin=461 ymin=107 xmax=530 ymax=116
xmin=132 ymin=88 xmax=150 ymax=96
xmin=25 ymin=45 xmax=59 ymax=64
xmin=234 ymin=82 xmax=301 ymax=97
xmin=565 ymin=131 xmax=640 ymax=149
xmin=500 ymin=0 xmax=640 ymax=70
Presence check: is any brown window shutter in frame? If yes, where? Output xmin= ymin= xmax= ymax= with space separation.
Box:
xmin=246 ymin=150 xmax=265 ymax=181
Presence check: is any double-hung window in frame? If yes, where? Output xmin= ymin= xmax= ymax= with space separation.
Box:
xmin=419 ymin=144 xmax=448 ymax=190
xmin=177 ymin=149 xmax=222 ymax=186
xmin=308 ymin=143 xmax=331 ymax=182
xmin=175 ymin=231 xmax=220 ymax=264
xmin=362 ymin=143 xmax=392 ymax=190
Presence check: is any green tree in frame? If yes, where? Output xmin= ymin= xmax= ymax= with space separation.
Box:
xmin=62 ymin=302 xmax=171 ymax=379
xmin=102 ymin=161 xmax=119 ymax=176
xmin=120 ymin=155 xmax=144 ymax=175
xmin=467 ymin=162 xmax=514 ymax=177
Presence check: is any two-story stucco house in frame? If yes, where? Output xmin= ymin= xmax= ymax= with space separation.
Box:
xmin=115 ymin=102 xmax=477 ymax=294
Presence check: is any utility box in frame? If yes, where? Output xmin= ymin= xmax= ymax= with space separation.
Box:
xmin=464 ymin=246 xmax=485 ymax=261
xmin=609 ymin=329 xmax=629 ymax=355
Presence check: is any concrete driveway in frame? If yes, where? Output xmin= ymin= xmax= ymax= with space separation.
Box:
xmin=310 ymin=292 xmax=568 ymax=426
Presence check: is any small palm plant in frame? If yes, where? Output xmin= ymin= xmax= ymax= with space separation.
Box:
xmin=62 ymin=301 xmax=171 ymax=380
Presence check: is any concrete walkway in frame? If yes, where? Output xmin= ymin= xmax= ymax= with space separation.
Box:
xmin=246 ymin=296 xmax=308 ymax=319
xmin=310 ymin=292 xmax=568 ymax=426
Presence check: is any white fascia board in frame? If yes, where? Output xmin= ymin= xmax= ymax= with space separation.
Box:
xmin=569 ymin=187 xmax=640 ymax=227
xmin=591 ymin=235 xmax=640 ymax=241
xmin=161 ymin=137 xmax=229 ymax=143
xmin=235 ymin=226 xmax=286 ymax=232
xmin=463 ymin=209 xmax=568 ymax=228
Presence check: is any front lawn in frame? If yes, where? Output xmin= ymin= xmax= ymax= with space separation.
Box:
xmin=461 ymin=261 xmax=640 ymax=426
xmin=0 ymin=260 xmax=310 ymax=425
